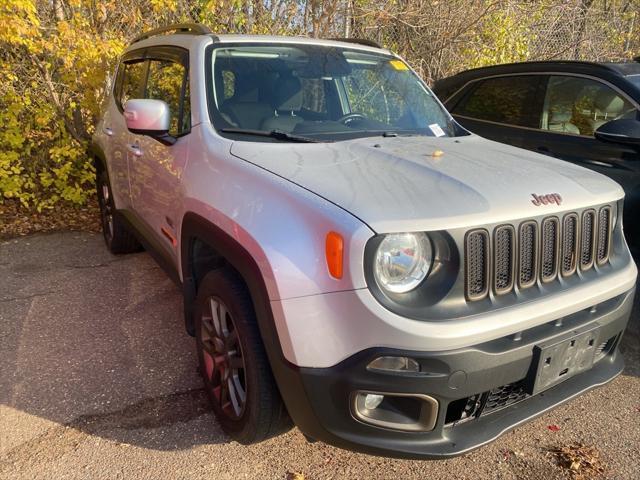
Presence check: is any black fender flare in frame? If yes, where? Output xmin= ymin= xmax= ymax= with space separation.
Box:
xmin=89 ymin=141 xmax=107 ymax=172
xmin=179 ymin=212 xmax=322 ymax=433
xmin=180 ymin=212 xmax=276 ymax=340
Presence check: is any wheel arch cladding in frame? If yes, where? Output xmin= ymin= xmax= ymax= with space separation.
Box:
xmin=89 ymin=141 xmax=107 ymax=172
xmin=179 ymin=211 xmax=322 ymax=432
xmin=180 ymin=212 xmax=277 ymax=347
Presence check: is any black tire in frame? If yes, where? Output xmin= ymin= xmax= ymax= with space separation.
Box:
xmin=96 ymin=168 xmax=141 ymax=254
xmin=194 ymin=267 xmax=291 ymax=443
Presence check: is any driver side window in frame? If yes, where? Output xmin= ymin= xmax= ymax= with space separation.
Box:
xmin=146 ymin=59 xmax=190 ymax=136
xmin=542 ymin=76 xmax=636 ymax=137
xmin=117 ymin=60 xmax=147 ymax=111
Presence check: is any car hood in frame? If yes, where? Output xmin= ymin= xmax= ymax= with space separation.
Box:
xmin=230 ymin=134 xmax=624 ymax=233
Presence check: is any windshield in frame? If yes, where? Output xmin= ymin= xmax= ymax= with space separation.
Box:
xmin=207 ymin=43 xmax=459 ymax=141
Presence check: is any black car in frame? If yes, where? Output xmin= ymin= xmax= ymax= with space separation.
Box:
xmin=433 ymin=60 xmax=640 ymax=245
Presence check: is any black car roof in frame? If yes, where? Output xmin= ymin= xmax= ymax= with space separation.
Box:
xmin=432 ymin=59 xmax=640 ymax=104
xmin=451 ymin=60 xmax=640 ymax=79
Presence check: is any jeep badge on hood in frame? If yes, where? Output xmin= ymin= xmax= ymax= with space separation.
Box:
xmin=531 ymin=193 xmax=563 ymax=206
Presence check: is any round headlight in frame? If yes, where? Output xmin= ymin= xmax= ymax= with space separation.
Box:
xmin=374 ymin=233 xmax=432 ymax=293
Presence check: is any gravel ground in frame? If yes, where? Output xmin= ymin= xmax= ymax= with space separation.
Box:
xmin=1 ymin=232 xmax=638 ymax=480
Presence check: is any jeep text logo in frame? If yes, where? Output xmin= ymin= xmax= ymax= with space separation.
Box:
xmin=531 ymin=193 xmax=562 ymax=206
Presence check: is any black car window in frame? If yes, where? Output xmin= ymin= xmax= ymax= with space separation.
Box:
xmin=453 ymin=76 xmax=541 ymax=128
xmin=119 ymin=60 xmax=147 ymax=111
xmin=146 ymin=59 xmax=190 ymax=135
xmin=542 ymin=75 xmax=637 ymax=137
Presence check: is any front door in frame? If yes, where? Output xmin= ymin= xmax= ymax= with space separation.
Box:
xmin=109 ymin=55 xmax=147 ymax=211
xmin=128 ymin=48 xmax=192 ymax=260
xmin=521 ymin=75 xmax=640 ymax=192
xmin=519 ymin=75 xmax=640 ymax=242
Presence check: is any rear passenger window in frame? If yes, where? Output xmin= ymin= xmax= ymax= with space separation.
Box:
xmin=453 ymin=76 xmax=541 ymax=127
xmin=542 ymin=76 xmax=636 ymax=137
xmin=146 ymin=59 xmax=190 ymax=135
xmin=119 ymin=60 xmax=147 ymax=110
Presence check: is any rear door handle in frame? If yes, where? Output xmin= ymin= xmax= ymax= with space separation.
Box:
xmin=103 ymin=126 xmax=113 ymax=136
xmin=537 ymin=146 xmax=550 ymax=153
xmin=127 ymin=142 xmax=142 ymax=157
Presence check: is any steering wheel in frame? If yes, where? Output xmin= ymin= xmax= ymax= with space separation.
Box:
xmin=338 ymin=113 xmax=366 ymax=125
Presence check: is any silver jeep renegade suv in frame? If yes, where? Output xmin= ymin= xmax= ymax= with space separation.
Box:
xmin=91 ymin=23 xmax=637 ymax=458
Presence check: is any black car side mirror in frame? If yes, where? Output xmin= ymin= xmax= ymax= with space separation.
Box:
xmin=594 ymin=119 xmax=640 ymax=145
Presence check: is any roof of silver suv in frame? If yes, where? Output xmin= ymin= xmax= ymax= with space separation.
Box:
xmin=130 ymin=22 xmax=389 ymax=54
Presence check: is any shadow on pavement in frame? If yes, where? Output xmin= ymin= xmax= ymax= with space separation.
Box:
xmin=0 ymin=232 xmax=228 ymax=453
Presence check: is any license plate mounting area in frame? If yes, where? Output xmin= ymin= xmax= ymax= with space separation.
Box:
xmin=528 ymin=326 xmax=599 ymax=396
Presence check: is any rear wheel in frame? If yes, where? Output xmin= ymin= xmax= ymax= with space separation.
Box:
xmin=195 ymin=268 xmax=291 ymax=443
xmin=96 ymin=168 xmax=140 ymax=254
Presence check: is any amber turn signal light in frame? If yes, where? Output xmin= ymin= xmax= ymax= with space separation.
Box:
xmin=326 ymin=231 xmax=344 ymax=279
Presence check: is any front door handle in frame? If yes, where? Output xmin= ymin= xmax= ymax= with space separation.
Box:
xmin=537 ymin=146 xmax=550 ymax=153
xmin=584 ymin=159 xmax=614 ymax=168
xmin=103 ymin=126 xmax=113 ymax=136
xmin=127 ymin=142 xmax=142 ymax=157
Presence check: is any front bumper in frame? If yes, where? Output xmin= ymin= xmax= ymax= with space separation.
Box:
xmin=276 ymin=288 xmax=634 ymax=459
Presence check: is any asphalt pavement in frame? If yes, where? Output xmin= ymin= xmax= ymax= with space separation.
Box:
xmin=1 ymin=232 xmax=639 ymax=479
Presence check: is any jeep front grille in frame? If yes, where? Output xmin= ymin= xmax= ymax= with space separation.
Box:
xmin=465 ymin=230 xmax=489 ymax=300
xmin=561 ymin=214 xmax=578 ymax=276
xmin=493 ymin=226 xmax=514 ymax=294
xmin=597 ymin=206 xmax=611 ymax=265
xmin=518 ymin=221 xmax=537 ymax=288
xmin=540 ymin=217 xmax=559 ymax=282
xmin=464 ymin=205 xmax=613 ymax=300
xmin=580 ymin=210 xmax=596 ymax=270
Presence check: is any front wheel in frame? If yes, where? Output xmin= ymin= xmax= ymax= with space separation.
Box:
xmin=195 ymin=268 xmax=291 ymax=443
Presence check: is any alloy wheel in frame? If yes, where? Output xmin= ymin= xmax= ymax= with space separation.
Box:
xmin=99 ymin=179 xmax=114 ymax=241
xmin=200 ymin=296 xmax=247 ymax=419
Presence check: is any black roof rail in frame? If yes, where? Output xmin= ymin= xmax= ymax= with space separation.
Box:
xmin=453 ymin=59 xmax=626 ymax=76
xmin=132 ymin=23 xmax=212 ymax=44
xmin=634 ymin=56 xmax=640 ymax=63
xmin=328 ymin=37 xmax=382 ymax=49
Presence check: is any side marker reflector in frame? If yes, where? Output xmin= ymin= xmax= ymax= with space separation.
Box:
xmin=326 ymin=231 xmax=344 ymax=279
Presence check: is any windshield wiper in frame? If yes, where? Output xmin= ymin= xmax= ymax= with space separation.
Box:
xmin=220 ymin=128 xmax=321 ymax=143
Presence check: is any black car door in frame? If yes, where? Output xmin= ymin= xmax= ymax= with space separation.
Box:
xmin=448 ymin=75 xmax=545 ymax=149
xmin=516 ymin=74 xmax=640 ymax=194
xmin=451 ymin=72 xmax=640 ymax=243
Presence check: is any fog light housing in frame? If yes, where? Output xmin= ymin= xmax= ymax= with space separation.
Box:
xmin=364 ymin=393 xmax=384 ymax=410
xmin=352 ymin=391 xmax=438 ymax=432
xmin=367 ymin=356 xmax=420 ymax=373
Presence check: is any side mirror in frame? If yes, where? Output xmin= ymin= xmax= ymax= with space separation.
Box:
xmin=123 ymin=99 xmax=176 ymax=145
xmin=594 ymin=119 xmax=640 ymax=146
